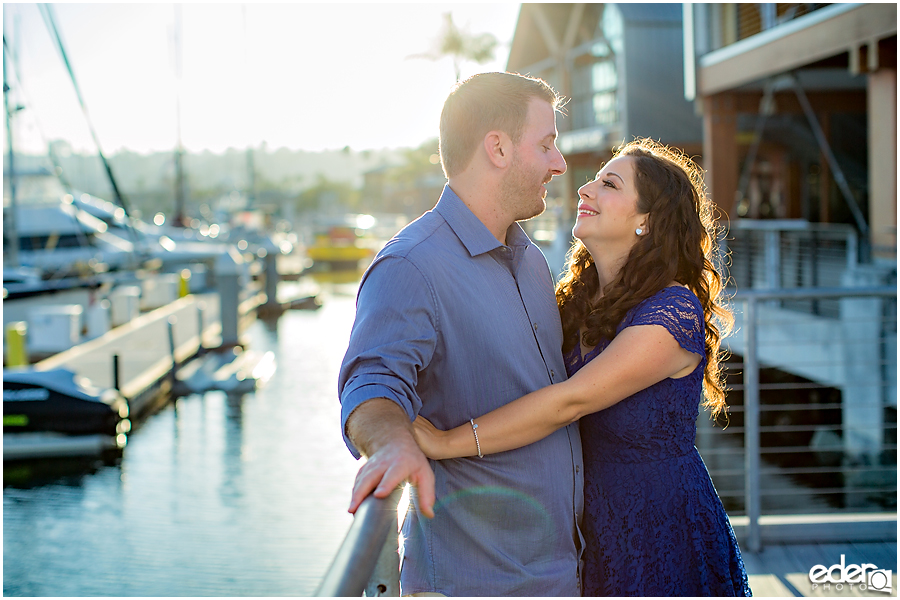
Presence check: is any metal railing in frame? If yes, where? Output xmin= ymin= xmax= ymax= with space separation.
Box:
xmin=701 ymin=285 xmax=897 ymax=552
xmin=722 ymin=220 xmax=860 ymax=318
xmin=315 ymin=487 xmax=402 ymax=597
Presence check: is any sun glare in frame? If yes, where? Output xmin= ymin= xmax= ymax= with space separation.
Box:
xmin=3 ymin=3 xmax=520 ymax=155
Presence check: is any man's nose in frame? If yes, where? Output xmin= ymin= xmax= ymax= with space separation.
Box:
xmin=552 ymin=146 xmax=567 ymax=175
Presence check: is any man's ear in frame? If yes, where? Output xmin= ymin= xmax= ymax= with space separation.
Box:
xmin=483 ymin=130 xmax=510 ymax=169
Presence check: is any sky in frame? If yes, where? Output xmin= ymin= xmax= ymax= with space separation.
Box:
xmin=3 ymin=3 xmax=522 ymax=155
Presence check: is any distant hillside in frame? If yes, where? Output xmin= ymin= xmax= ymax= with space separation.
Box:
xmin=7 ymin=145 xmax=409 ymax=200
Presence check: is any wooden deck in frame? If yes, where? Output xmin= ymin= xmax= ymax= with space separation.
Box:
xmin=744 ymin=541 xmax=897 ymax=597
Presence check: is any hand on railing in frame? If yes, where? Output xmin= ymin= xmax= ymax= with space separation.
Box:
xmin=348 ymin=434 xmax=435 ymax=519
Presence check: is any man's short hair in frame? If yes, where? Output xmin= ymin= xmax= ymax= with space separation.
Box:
xmin=439 ymin=72 xmax=563 ymax=178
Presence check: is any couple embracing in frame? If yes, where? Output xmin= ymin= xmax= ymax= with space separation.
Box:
xmin=338 ymin=72 xmax=752 ymax=597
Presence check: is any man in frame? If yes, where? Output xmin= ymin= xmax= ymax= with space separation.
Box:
xmin=339 ymin=72 xmax=584 ymax=596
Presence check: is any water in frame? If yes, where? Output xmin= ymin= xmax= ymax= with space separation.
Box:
xmin=3 ymin=277 xmax=363 ymax=596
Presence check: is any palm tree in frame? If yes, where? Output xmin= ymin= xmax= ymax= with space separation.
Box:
xmin=409 ymin=12 xmax=499 ymax=82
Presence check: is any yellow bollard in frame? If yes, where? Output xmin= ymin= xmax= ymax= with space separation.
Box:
xmin=179 ymin=269 xmax=191 ymax=298
xmin=5 ymin=321 xmax=29 ymax=367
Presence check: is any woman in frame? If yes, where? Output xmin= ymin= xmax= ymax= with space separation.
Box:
xmin=413 ymin=138 xmax=752 ymax=596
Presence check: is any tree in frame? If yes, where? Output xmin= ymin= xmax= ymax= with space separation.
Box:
xmin=294 ymin=174 xmax=360 ymax=214
xmin=409 ymin=12 xmax=498 ymax=82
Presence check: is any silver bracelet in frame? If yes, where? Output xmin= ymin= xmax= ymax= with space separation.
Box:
xmin=470 ymin=418 xmax=483 ymax=458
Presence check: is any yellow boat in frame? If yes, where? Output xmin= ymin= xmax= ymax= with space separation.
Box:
xmin=306 ymin=225 xmax=375 ymax=270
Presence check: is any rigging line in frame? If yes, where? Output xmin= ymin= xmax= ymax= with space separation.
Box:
xmin=4 ymin=33 xmax=124 ymax=276
xmin=36 ymin=3 xmax=138 ymax=243
xmin=3 ymin=34 xmax=75 ymax=192
xmin=4 ymin=32 xmax=21 ymax=268
xmin=6 ymin=31 xmax=97 ymax=271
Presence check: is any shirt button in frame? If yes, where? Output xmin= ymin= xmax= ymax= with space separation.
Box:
xmin=550 ymin=369 xmax=555 ymax=378
xmin=576 ymin=465 xmax=581 ymax=473
xmin=533 ymin=323 xmax=538 ymax=331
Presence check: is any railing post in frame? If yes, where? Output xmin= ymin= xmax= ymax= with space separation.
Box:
xmin=167 ymin=316 xmax=178 ymax=380
xmin=112 ymin=353 xmax=121 ymax=391
xmin=743 ymin=296 xmax=762 ymax=553
xmin=764 ymin=229 xmax=780 ymax=289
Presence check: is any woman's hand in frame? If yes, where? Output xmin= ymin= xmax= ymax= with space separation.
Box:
xmin=412 ymin=415 xmax=449 ymax=459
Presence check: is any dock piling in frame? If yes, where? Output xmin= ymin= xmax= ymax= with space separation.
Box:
xmin=216 ymin=247 xmax=243 ymax=347
xmin=197 ymin=301 xmax=206 ymax=352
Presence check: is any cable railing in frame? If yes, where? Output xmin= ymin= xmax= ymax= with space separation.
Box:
xmin=722 ymin=220 xmax=860 ymax=317
xmin=700 ymin=285 xmax=897 ymax=552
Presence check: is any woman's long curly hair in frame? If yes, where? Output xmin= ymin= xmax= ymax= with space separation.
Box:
xmin=556 ymin=138 xmax=734 ymax=420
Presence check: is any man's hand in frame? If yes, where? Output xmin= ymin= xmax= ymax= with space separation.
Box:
xmin=346 ymin=398 xmax=436 ymax=518
xmin=348 ymin=433 xmax=435 ymax=518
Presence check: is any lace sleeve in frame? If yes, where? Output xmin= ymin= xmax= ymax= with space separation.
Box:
xmin=623 ymin=287 xmax=706 ymax=358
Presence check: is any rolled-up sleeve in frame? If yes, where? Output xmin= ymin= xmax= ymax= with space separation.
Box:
xmin=338 ymin=255 xmax=439 ymax=458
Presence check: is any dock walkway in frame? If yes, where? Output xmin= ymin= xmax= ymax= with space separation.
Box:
xmin=34 ymin=293 xmax=222 ymax=416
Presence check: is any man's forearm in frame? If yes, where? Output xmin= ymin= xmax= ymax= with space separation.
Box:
xmin=346 ymin=397 xmax=415 ymax=457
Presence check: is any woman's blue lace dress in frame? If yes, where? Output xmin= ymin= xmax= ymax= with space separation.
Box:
xmin=565 ymin=286 xmax=751 ymax=596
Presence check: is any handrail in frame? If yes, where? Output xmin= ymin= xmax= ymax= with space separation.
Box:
xmin=315 ymin=487 xmax=402 ymax=597
xmin=729 ymin=285 xmax=896 ymax=301
xmin=725 ymin=284 xmax=896 ymax=552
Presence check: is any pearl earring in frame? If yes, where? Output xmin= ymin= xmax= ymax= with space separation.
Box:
xmin=636 ymin=228 xmax=644 ymax=236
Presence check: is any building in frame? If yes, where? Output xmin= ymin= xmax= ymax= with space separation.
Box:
xmin=685 ymin=3 xmax=896 ymax=264
xmin=686 ymin=3 xmax=897 ymax=464
xmin=506 ymin=3 xmax=702 ymax=270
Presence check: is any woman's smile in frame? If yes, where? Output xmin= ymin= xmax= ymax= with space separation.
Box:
xmin=577 ymin=203 xmax=599 ymax=218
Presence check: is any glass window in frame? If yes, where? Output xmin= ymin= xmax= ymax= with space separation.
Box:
xmin=568 ymin=6 xmax=620 ymax=131
xmin=592 ymin=61 xmax=617 ymax=93
xmin=601 ymin=4 xmax=624 ymax=55
xmin=593 ymin=91 xmax=618 ymax=126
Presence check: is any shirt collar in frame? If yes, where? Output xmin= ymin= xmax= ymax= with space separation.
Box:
xmin=434 ymin=184 xmax=530 ymax=257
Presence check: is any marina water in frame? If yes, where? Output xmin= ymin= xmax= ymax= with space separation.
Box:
xmin=4 ymin=278 xmax=363 ymax=596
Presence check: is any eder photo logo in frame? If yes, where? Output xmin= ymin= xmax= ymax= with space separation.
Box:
xmin=809 ymin=555 xmax=893 ymax=594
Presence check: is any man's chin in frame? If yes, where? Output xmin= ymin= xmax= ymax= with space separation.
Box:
xmin=517 ymin=200 xmax=547 ymax=222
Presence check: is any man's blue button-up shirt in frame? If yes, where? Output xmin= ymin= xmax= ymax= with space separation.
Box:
xmin=339 ymin=185 xmax=584 ymax=596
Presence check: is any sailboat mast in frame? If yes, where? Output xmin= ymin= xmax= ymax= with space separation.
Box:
xmin=3 ymin=29 xmax=20 ymax=268
xmin=173 ymin=4 xmax=186 ymax=227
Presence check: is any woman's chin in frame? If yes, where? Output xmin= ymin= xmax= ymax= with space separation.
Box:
xmin=571 ymin=223 xmax=592 ymax=244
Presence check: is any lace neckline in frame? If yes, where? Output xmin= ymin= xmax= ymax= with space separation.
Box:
xmin=570 ymin=285 xmax=696 ymax=367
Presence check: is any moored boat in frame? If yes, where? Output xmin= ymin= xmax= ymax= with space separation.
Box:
xmin=3 ymin=368 xmax=130 ymax=460
xmin=306 ymin=224 xmax=376 ymax=270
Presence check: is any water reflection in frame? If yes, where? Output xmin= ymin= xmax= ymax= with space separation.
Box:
xmin=3 ymin=277 xmax=363 ymax=596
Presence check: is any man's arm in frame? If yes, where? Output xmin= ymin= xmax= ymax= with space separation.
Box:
xmin=346 ymin=398 xmax=435 ymax=518
xmin=339 ymin=255 xmax=438 ymax=517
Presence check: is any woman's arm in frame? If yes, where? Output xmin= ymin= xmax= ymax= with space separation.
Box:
xmin=413 ymin=323 xmax=701 ymax=459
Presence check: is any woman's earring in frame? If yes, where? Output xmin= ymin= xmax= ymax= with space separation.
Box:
xmin=635 ymin=228 xmax=644 ymax=236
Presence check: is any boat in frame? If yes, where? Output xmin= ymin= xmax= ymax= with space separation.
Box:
xmin=3 ymin=368 xmax=130 ymax=460
xmin=306 ymin=215 xmax=379 ymax=271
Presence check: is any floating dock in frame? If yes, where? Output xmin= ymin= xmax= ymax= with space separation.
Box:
xmin=31 ymin=293 xmax=225 ymax=418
